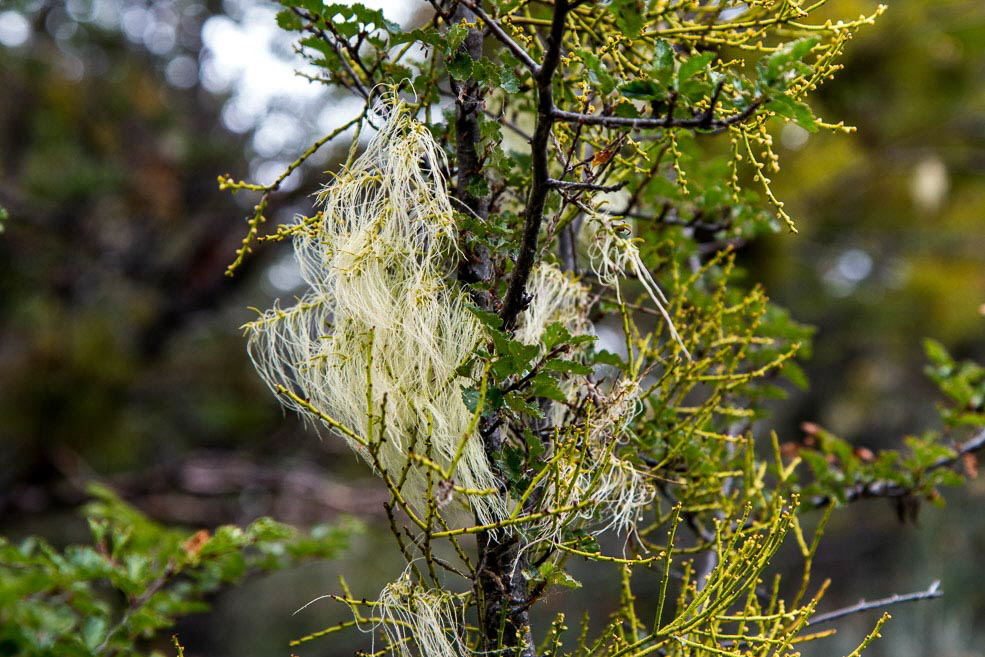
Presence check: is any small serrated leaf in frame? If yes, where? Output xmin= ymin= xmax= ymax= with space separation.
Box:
xmin=446 ymin=23 xmax=469 ymax=52
xmin=653 ymin=39 xmax=674 ymax=71
xmin=677 ymin=51 xmax=715 ymax=86
xmin=543 ymin=358 xmax=592 ymax=376
xmin=619 ymin=79 xmax=664 ymax=101
xmin=576 ymin=50 xmax=616 ymax=95
xmin=276 ymin=9 xmax=303 ymax=31
xmin=499 ymin=66 xmax=520 ymax=93
xmin=607 ymin=0 xmax=644 ymax=38
xmin=504 ymin=391 xmax=544 ymax=419
xmin=527 ymin=372 xmax=568 ymax=403
xmin=448 ymin=52 xmax=474 ymax=80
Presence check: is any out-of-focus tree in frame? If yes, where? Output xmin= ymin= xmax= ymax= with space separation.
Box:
xmin=0 ymin=0 xmax=328 ymax=523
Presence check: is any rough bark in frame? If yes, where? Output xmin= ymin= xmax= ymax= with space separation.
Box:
xmin=449 ymin=3 xmax=534 ymax=656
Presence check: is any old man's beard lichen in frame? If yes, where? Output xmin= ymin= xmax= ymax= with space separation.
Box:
xmin=245 ymin=98 xmax=506 ymax=527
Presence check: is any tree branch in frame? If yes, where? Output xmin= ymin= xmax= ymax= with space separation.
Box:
xmin=547 ymin=178 xmax=627 ymax=192
xmin=551 ymin=98 xmax=764 ymax=132
xmin=501 ymin=0 xmax=571 ymax=330
xmin=807 ymin=580 xmax=942 ymax=627
xmin=929 ymin=427 xmax=985 ymax=471
xmin=459 ymin=0 xmax=540 ymax=74
xmin=451 ymin=2 xmax=493 ymax=297
xmin=448 ymin=4 xmax=536 ymax=657
xmin=809 ymin=427 xmax=985 ymax=508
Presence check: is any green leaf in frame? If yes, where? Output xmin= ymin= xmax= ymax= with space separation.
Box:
xmin=766 ymin=95 xmax=818 ymax=133
xmin=389 ymin=27 xmax=445 ymax=49
xmin=619 ymin=79 xmax=665 ymax=101
xmin=933 ymin=469 xmax=965 ymax=487
xmin=923 ymin=338 xmax=953 ymax=370
xmin=539 ymin=561 xmax=583 ymax=589
xmin=340 ymin=3 xmax=400 ymax=33
xmin=677 ymin=51 xmax=715 ymax=86
xmin=447 ymin=53 xmax=474 ymax=80
xmin=446 ymin=23 xmax=469 ymax=52
xmin=462 ymin=387 xmax=482 ymax=413
xmin=499 ymin=66 xmax=520 ymax=93
xmin=614 ymin=101 xmax=640 ymax=118
xmin=81 ymin=616 xmax=108 ymax=651
xmin=65 ymin=546 xmax=111 ymax=579
xmin=526 ymin=372 xmax=568 ymax=403
xmin=503 ymin=446 xmax=525 ymax=481
xmin=523 ymin=428 xmax=545 ymax=461
xmin=247 ymin=517 xmax=294 ymax=542
xmin=607 ymin=0 xmax=644 ymax=38
xmin=762 ymin=36 xmax=820 ymax=85
xmin=653 ymin=38 xmax=674 ymax=71
xmin=576 ymin=49 xmax=616 ymax=95
xmin=542 ymin=322 xmax=574 ymax=350
xmin=593 ymin=349 xmax=627 ymax=368
xmin=468 ymin=304 xmax=504 ymax=330
xmin=543 ymin=358 xmax=592 ymax=376
xmin=781 ymin=360 xmax=809 ymax=390
xmin=789 ymin=35 xmax=821 ymax=61
xmin=276 ymin=9 xmax=303 ymax=31
xmin=467 ymin=175 xmax=490 ymax=198
xmin=504 ymin=390 xmax=544 ymax=419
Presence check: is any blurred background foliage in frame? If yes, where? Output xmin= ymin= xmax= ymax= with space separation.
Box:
xmin=0 ymin=0 xmax=982 ymax=656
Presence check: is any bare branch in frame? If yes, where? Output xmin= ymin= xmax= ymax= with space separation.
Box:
xmin=547 ymin=178 xmax=627 ymax=192
xmin=551 ymin=99 xmax=764 ymax=132
xmin=808 ymin=580 xmax=943 ymax=627
xmin=501 ymin=0 xmax=572 ymax=330
xmin=459 ymin=0 xmax=540 ymax=74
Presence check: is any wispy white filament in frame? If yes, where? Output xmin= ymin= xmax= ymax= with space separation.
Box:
xmin=374 ymin=569 xmax=468 ymax=657
xmin=586 ymin=211 xmax=690 ymax=358
xmin=514 ymin=263 xmax=593 ymax=346
xmin=245 ymin=99 xmax=505 ymax=526
xmin=523 ymin=378 xmax=655 ymax=551
xmin=513 ymin=268 xmax=654 ymax=548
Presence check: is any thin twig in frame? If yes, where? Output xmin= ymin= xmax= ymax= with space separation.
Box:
xmin=807 ymin=580 xmax=942 ymax=626
xmin=292 ymin=7 xmax=370 ymax=100
xmin=459 ymin=0 xmax=540 ymax=73
xmin=930 ymin=427 xmax=985 ymax=471
xmin=547 ymin=178 xmax=627 ymax=192
xmin=551 ymin=99 xmax=764 ymax=132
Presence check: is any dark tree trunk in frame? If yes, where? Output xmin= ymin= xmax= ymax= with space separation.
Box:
xmin=450 ymin=3 xmax=534 ymax=656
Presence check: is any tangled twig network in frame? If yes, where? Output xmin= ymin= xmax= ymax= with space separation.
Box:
xmin=245 ymin=97 xmax=663 ymax=546
xmin=514 ymin=264 xmax=655 ymax=550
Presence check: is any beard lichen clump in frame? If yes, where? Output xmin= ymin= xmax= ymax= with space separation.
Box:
xmin=513 ymin=263 xmax=656 ymax=549
xmin=244 ymin=100 xmax=506 ymax=527
xmin=245 ymin=100 xmax=662 ymax=542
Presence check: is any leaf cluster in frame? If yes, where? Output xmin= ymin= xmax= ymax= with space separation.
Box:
xmin=0 ymin=484 xmax=358 ymax=657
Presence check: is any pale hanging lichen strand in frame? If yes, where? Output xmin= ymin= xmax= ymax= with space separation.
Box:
xmin=244 ymin=99 xmax=507 ymax=527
